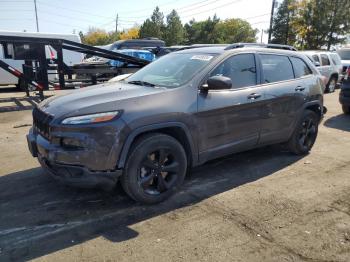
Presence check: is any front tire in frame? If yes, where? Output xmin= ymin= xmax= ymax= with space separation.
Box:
xmin=287 ymin=110 xmax=319 ymax=155
xmin=343 ymin=105 xmax=350 ymax=114
xmin=121 ymin=133 xmax=187 ymax=204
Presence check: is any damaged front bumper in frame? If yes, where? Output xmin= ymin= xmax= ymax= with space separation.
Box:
xmin=27 ymin=127 xmax=123 ymax=190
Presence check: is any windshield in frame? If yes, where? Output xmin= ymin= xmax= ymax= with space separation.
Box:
xmin=337 ymin=49 xmax=350 ymax=60
xmin=127 ymin=53 xmax=216 ymax=88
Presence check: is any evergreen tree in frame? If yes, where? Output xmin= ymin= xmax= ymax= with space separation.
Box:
xmin=270 ymin=0 xmax=297 ymax=45
xmin=164 ymin=10 xmax=184 ymax=45
xmin=139 ymin=6 xmax=165 ymax=39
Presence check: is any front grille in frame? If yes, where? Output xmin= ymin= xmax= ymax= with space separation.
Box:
xmin=33 ymin=107 xmax=53 ymax=139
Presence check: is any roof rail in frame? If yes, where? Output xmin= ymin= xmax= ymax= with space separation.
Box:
xmin=224 ymin=43 xmax=297 ymax=51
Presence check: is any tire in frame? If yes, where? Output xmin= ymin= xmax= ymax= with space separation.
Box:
xmin=120 ymin=133 xmax=187 ymax=204
xmin=287 ymin=110 xmax=319 ymax=155
xmin=326 ymin=76 xmax=337 ymax=93
xmin=342 ymin=105 xmax=350 ymax=115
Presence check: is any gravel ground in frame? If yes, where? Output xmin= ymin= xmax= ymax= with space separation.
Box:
xmin=0 ymin=89 xmax=349 ymax=262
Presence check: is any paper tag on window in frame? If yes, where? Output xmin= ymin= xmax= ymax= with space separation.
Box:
xmin=191 ymin=55 xmax=213 ymax=61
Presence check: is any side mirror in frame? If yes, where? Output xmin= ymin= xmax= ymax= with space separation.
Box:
xmin=201 ymin=76 xmax=232 ymax=91
xmin=314 ymin=61 xmax=320 ymax=67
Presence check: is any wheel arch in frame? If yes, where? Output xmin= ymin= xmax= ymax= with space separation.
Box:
xmin=117 ymin=122 xmax=197 ymax=169
xmin=303 ymin=101 xmax=323 ymax=120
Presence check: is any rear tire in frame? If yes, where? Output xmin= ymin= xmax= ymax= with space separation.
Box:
xmin=342 ymin=105 xmax=350 ymax=115
xmin=120 ymin=133 xmax=187 ymax=204
xmin=326 ymin=76 xmax=337 ymax=93
xmin=287 ymin=110 xmax=319 ymax=155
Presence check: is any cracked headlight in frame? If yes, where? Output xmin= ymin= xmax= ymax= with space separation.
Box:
xmin=61 ymin=111 xmax=120 ymax=125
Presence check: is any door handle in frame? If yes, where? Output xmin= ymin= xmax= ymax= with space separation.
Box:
xmin=295 ymin=86 xmax=305 ymax=91
xmin=247 ymin=93 xmax=261 ymax=100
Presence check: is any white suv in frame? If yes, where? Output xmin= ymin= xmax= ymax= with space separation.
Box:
xmin=302 ymin=51 xmax=343 ymax=93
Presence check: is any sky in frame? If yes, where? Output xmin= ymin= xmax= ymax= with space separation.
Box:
xmin=0 ymin=0 xmax=275 ymax=43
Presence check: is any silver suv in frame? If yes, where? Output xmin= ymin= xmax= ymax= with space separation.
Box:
xmin=302 ymin=51 xmax=343 ymax=93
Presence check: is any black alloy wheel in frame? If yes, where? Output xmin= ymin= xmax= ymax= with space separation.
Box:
xmin=139 ymin=148 xmax=180 ymax=195
xmin=298 ymin=117 xmax=317 ymax=151
xmin=121 ymin=133 xmax=187 ymax=204
xmin=287 ymin=110 xmax=319 ymax=155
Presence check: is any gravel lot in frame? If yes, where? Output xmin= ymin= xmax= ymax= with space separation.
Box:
xmin=0 ymin=89 xmax=349 ymax=262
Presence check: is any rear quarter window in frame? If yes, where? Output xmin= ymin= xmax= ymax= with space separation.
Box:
xmin=290 ymin=57 xmax=312 ymax=78
xmin=329 ymin=53 xmax=342 ymax=65
xmin=260 ymin=54 xmax=294 ymax=83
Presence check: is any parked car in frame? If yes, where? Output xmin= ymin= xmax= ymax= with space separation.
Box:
xmin=337 ymin=47 xmax=350 ymax=81
xmin=27 ymin=44 xmax=325 ymax=204
xmin=82 ymin=38 xmax=165 ymax=64
xmin=302 ymin=51 xmax=343 ymax=93
xmin=339 ymin=66 xmax=350 ymax=114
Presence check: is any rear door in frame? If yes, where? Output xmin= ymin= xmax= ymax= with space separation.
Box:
xmin=196 ymin=53 xmax=263 ymax=161
xmin=257 ymin=53 xmax=303 ymax=144
xmin=319 ymin=53 xmax=332 ymax=81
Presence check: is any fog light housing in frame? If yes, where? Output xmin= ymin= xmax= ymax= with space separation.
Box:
xmin=61 ymin=137 xmax=84 ymax=148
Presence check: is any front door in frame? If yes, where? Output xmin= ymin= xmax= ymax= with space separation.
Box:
xmin=196 ymin=53 xmax=263 ymax=162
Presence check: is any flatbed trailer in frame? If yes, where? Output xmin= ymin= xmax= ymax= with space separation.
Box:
xmin=0 ymin=35 xmax=150 ymax=100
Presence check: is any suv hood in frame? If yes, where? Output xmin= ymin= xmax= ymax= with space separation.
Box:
xmin=38 ymin=82 xmax=164 ymax=119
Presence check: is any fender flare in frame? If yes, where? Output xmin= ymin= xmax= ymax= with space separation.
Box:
xmin=302 ymin=100 xmax=324 ymax=116
xmin=117 ymin=122 xmax=197 ymax=169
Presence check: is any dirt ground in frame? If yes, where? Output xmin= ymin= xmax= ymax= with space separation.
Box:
xmin=0 ymin=88 xmax=350 ymax=262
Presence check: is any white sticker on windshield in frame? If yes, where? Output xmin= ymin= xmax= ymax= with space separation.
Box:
xmin=190 ymin=55 xmax=213 ymax=61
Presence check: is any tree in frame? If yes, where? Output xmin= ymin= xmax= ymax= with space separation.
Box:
xmin=164 ymin=10 xmax=184 ymax=45
xmin=82 ymin=28 xmax=110 ymax=46
xmin=270 ymin=0 xmax=297 ymax=45
xmin=292 ymin=0 xmax=350 ymax=49
xmin=184 ymin=15 xmax=220 ymax=44
xmin=139 ymin=6 xmax=165 ymax=39
xmin=184 ymin=15 xmax=257 ymax=44
xmin=119 ymin=27 xmax=140 ymax=40
xmin=214 ymin=18 xmax=258 ymax=43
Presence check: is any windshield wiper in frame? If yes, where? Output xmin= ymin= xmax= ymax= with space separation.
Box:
xmin=127 ymin=80 xmax=156 ymax=87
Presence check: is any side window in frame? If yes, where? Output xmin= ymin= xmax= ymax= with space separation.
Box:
xmin=210 ymin=54 xmax=257 ymax=89
xmin=260 ymin=54 xmax=294 ymax=83
xmin=330 ymin=54 xmax=341 ymax=65
xmin=312 ymin=54 xmax=320 ymax=63
xmin=290 ymin=57 xmax=312 ymax=78
xmin=320 ymin=54 xmax=330 ymax=66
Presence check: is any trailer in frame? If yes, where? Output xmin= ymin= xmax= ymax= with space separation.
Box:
xmin=0 ymin=35 xmax=151 ymax=100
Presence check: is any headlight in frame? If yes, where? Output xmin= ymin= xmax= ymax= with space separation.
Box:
xmin=61 ymin=111 xmax=120 ymax=125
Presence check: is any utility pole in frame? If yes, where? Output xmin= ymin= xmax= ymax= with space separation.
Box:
xmin=261 ymin=28 xmax=264 ymax=43
xmin=34 ymin=0 xmax=39 ymax=32
xmin=115 ymin=14 xmax=119 ymax=33
xmin=268 ymin=0 xmax=276 ymax=43
xmin=285 ymin=8 xmax=290 ymax=45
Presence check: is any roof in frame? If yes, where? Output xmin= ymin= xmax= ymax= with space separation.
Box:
xmin=175 ymin=45 xmax=299 ymax=56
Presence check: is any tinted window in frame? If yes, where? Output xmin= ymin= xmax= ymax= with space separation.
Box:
xmin=210 ymin=54 xmax=256 ymax=89
xmin=320 ymin=54 xmax=330 ymax=66
xmin=260 ymin=54 xmax=294 ymax=83
xmin=329 ymin=53 xmax=342 ymax=65
xmin=312 ymin=54 xmax=320 ymax=63
xmin=290 ymin=57 xmax=312 ymax=78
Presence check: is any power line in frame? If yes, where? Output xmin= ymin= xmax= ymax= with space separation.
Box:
xmin=117 ymin=0 xmax=226 ymax=19
xmin=36 ymin=1 xmax=112 ymax=19
xmin=181 ymin=0 xmax=244 ymax=18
